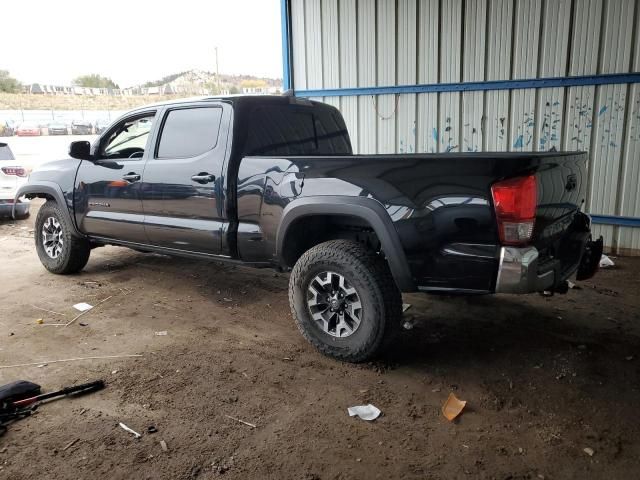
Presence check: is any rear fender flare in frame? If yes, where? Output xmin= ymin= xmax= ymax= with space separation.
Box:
xmin=14 ymin=181 xmax=81 ymax=236
xmin=276 ymin=196 xmax=416 ymax=292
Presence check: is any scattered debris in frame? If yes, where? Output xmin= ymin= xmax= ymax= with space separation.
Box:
xmin=402 ymin=318 xmax=415 ymax=330
xmin=567 ymin=281 xmax=576 ymax=289
xmin=0 ymin=354 xmax=143 ymax=369
xmin=147 ymin=426 xmax=158 ymax=434
xmin=37 ymin=364 xmax=47 ymax=368
xmin=599 ymin=255 xmax=615 ymax=268
xmin=35 ymin=318 xmax=44 ymax=325
xmin=442 ymin=393 xmax=467 ymax=421
xmin=154 ymin=331 xmax=168 ymax=336
xmin=65 ymin=296 xmax=113 ymax=327
xmin=119 ymin=422 xmax=142 ymax=439
xmin=402 ymin=303 xmax=412 ymax=312
xmin=583 ymin=447 xmax=595 ymax=457
xmin=62 ymin=439 xmax=79 ymax=451
xmin=30 ymin=305 xmax=66 ymax=317
xmin=160 ymin=440 xmax=168 ymax=452
xmin=224 ymin=414 xmax=256 ymax=429
xmin=282 ymin=357 xmax=293 ymax=361
xmin=111 ymin=370 xmax=119 ymax=375
xmin=625 ymin=356 xmax=634 ymax=361
xmin=79 ymin=322 xmax=88 ymax=327
xmin=73 ymin=303 xmax=94 ymax=312
xmin=347 ymin=404 xmax=381 ymax=421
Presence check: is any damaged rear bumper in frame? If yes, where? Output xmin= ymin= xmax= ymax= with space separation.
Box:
xmin=495 ymin=215 xmax=602 ymax=294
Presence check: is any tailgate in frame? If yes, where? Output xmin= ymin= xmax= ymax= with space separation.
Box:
xmin=533 ymin=152 xmax=587 ymax=242
xmin=0 ymin=143 xmax=22 ymax=200
xmin=532 ymin=152 xmax=589 ymax=273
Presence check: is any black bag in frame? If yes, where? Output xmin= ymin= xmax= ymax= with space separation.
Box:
xmin=0 ymin=380 xmax=41 ymax=409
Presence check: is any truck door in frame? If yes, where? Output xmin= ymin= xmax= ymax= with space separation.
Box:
xmin=141 ymin=102 xmax=229 ymax=255
xmin=74 ymin=111 xmax=156 ymax=243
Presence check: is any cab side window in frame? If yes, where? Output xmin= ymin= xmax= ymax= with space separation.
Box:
xmin=155 ymin=107 xmax=223 ymax=159
xmin=99 ymin=114 xmax=155 ymax=159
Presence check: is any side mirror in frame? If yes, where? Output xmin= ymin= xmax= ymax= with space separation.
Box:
xmin=69 ymin=140 xmax=92 ymax=160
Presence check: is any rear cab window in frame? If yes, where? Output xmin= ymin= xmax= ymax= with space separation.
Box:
xmin=155 ymin=107 xmax=223 ymax=158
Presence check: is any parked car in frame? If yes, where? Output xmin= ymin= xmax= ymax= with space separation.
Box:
xmin=0 ymin=119 xmax=16 ymax=137
xmin=47 ymin=121 xmax=68 ymax=136
xmin=17 ymin=96 xmax=602 ymax=362
xmin=94 ymin=119 xmax=111 ymax=134
xmin=0 ymin=143 xmax=30 ymax=218
xmin=15 ymin=122 xmax=41 ymax=136
xmin=71 ymin=120 xmax=92 ymax=135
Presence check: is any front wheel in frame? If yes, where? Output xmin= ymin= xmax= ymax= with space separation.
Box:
xmin=289 ymin=240 xmax=402 ymax=362
xmin=35 ymin=200 xmax=90 ymax=274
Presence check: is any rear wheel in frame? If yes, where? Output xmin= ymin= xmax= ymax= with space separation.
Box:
xmin=35 ymin=200 xmax=90 ymax=274
xmin=289 ymin=240 xmax=402 ymax=362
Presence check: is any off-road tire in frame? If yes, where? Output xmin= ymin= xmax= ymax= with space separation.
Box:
xmin=35 ymin=200 xmax=90 ymax=274
xmin=289 ymin=239 xmax=402 ymax=362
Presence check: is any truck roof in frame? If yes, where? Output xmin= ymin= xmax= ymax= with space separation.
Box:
xmin=127 ymin=94 xmax=320 ymax=113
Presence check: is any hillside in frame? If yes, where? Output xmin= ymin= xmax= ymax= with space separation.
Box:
xmin=0 ymin=92 xmax=186 ymax=111
xmin=0 ymin=70 xmax=282 ymax=111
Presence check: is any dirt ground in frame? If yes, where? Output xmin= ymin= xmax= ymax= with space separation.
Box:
xmin=1 ymin=200 xmax=639 ymax=480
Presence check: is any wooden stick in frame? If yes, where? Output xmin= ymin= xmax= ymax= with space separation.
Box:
xmin=62 ymin=439 xmax=79 ymax=451
xmin=0 ymin=354 xmax=143 ymax=369
xmin=30 ymin=305 xmax=67 ymax=316
xmin=65 ymin=295 xmax=113 ymax=327
xmin=224 ymin=414 xmax=256 ymax=429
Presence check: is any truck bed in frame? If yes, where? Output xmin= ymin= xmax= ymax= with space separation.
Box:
xmin=236 ymin=151 xmax=588 ymax=293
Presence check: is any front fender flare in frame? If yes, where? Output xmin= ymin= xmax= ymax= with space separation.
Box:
xmin=276 ymin=196 xmax=416 ymax=292
xmin=14 ymin=181 xmax=82 ymax=236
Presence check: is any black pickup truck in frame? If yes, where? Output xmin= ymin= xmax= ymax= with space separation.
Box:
xmin=16 ymin=95 xmax=602 ymax=362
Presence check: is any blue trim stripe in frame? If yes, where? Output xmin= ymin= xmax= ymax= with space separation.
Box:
xmin=280 ymin=0 xmax=291 ymax=91
xmin=295 ymin=73 xmax=640 ymax=97
xmin=591 ymin=215 xmax=640 ymax=228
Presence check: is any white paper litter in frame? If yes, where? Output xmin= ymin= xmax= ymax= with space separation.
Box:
xmin=347 ymin=404 xmax=381 ymax=421
xmin=599 ymin=255 xmax=615 ymax=268
xmin=73 ymin=302 xmax=93 ymax=312
xmin=155 ymin=331 xmax=168 ymax=336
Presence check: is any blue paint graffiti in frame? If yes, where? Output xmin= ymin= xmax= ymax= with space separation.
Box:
xmin=432 ymin=128 xmax=438 ymax=142
xmin=598 ymin=105 xmax=608 ymax=116
xmin=513 ymin=135 xmax=524 ymax=149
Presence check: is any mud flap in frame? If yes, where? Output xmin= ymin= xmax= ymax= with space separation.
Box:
xmin=576 ymin=236 xmax=603 ymax=281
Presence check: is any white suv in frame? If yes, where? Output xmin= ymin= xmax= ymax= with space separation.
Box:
xmin=0 ymin=142 xmax=30 ymax=218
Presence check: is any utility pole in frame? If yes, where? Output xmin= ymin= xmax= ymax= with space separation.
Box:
xmin=215 ymin=47 xmax=220 ymax=93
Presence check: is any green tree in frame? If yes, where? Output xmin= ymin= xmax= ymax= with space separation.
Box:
xmin=228 ymin=86 xmax=240 ymax=94
xmin=73 ymin=74 xmax=120 ymax=89
xmin=0 ymin=70 xmax=21 ymax=93
xmin=205 ymin=82 xmax=222 ymax=95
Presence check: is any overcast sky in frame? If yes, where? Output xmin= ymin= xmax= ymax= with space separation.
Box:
xmin=2 ymin=0 xmax=283 ymax=87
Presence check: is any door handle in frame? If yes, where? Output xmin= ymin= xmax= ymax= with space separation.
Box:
xmin=122 ymin=173 xmax=141 ymax=182
xmin=191 ymin=172 xmax=215 ymax=184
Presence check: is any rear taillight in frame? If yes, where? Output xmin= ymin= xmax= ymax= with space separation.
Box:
xmin=491 ymin=175 xmax=537 ymax=246
xmin=0 ymin=167 xmax=27 ymax=177
xmin=1 ymin=166 xmax=27 ymax=177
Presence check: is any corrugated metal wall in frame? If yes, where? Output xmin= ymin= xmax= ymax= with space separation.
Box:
xmin=287 ymin=0 xmax=640 ymax=254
